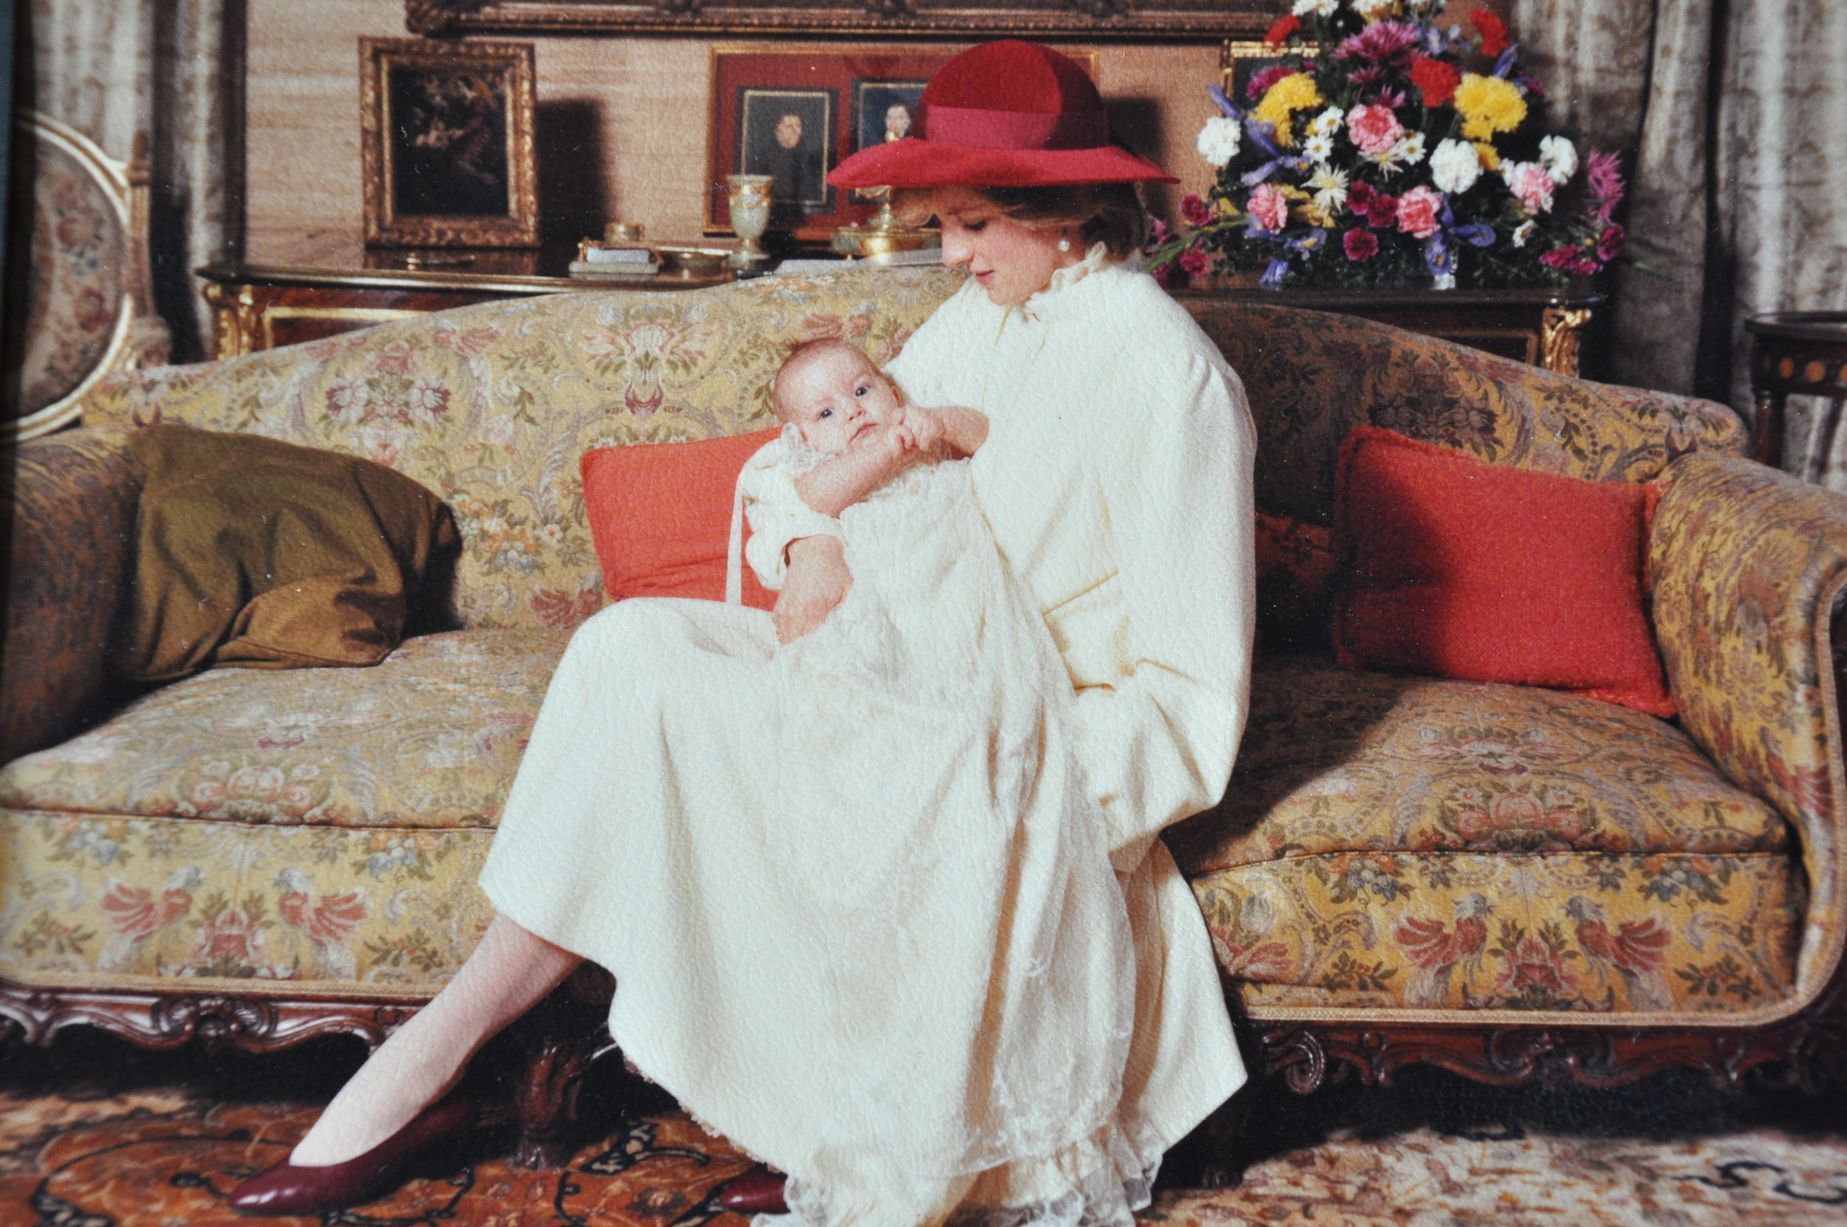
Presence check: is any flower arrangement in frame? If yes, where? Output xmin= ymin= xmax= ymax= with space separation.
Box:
xmin=1150 ymin=1 xmax=1627 ymax=290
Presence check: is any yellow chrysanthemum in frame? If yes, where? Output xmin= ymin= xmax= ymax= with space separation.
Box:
xmin=1454 ymin=73 xmax=1526 ymax=141
xmin=1472 ymin=141 xmax=1502 ymax=171
xmin=1253 ymin=73 xmax=1324 ymax=148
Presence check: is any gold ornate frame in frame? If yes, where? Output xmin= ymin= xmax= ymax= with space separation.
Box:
xmin=405 ymin=0 xmax=1268 ymax=39
xmin=359 ymin=37 xmax=540 ymax=248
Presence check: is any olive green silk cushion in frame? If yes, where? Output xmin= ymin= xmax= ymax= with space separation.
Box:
xmin=111 ymin=425 xmax=461 ymax=683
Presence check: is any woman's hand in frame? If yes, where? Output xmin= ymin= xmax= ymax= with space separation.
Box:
xmin=775 ymin=535 xmax=851 ymax=643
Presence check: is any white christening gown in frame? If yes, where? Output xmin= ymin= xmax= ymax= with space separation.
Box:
xmin=479 ymin=435 xmax=1145 ymax=1227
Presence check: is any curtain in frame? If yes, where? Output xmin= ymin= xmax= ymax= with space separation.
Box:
xmin=1511 ymin=0 xmax=1847 ymax=485
xmin=19 ymin=0 xmax=243 ymax=362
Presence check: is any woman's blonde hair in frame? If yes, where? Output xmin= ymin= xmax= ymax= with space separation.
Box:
xmin=890 ymin=183 xmax=1149 ymax=259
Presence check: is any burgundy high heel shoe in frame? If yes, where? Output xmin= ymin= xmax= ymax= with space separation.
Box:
xmin=716 ymin=1165 xmax=789 ymax=1215
xmin=229 ymin=1093 xmax=478 ymax=1216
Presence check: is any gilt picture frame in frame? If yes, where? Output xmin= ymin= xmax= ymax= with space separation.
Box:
xmin=359 ymin=37 xmax=540 ymax=248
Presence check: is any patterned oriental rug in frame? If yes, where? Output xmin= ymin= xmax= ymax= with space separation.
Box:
xmin=1 ymin=1038 xmax=1844 ymax=1227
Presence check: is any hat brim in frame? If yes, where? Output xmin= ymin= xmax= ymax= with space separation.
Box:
xmin=828 ymin=138 xmax=1178 ymax=189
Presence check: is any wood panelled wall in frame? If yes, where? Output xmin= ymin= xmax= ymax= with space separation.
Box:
xmin=244 ymin=1 xmax=1224 ymax=250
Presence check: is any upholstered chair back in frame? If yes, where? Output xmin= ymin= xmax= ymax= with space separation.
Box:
xmin=4 ymin=112 xmax=168 ymax=440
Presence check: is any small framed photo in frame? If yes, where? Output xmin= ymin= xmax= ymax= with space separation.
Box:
xmin=853 ymin=81 xmax=926 ymax=154
xmin=1219 ymin=39 xmax=1290 ymax=110
xmin=738 ymin=88 xmax=837 ymax=223
xmin=359 ymin=37 xmax=540 ymax=248
xmin=707 ymin=45 xmax=1096 ymax=244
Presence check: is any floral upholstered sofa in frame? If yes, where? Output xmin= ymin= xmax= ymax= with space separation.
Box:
xmin=4 ymin=268 xmax=1846 ymax=1160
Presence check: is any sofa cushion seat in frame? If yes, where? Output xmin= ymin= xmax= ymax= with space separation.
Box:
xmin=0 ymin=629 xmax=569 ymax=829
xmin=1171 ymin=656 xmax=1805 ymax=1018
xmin=0 ymin=628 xmax=571 ymax=994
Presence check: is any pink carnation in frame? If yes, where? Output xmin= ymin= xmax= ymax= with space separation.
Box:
xmin=1180 ymin=192 xmax=1213 ymax=226
xmin=1346 ymin=104 xmax=1405 ymax=156
xmin=1395 ymin=186 xmax=1443 ymax=239
xmin=1248 ymin=182 xmax=1291 ymax=233
xmin=1178 ymin=245 xmax=1212 ymax=278
xmin=1505 ymin=162 xmax=1556 ymax=213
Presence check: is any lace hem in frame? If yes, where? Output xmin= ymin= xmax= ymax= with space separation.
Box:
xmin=766 ymin=1114 xmax=1159 ymax=1227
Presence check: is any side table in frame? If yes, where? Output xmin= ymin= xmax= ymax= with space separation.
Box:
xmin=198 ymin=231 xmax=733 ymax=358
xmin=1744 ymin=311 xmax=1847 ymax=476
xmin=1171 ymin=284 xmax=1602 ymax=376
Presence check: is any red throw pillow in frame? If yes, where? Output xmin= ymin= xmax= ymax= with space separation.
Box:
xmin=1330 ymin=425 xmax=1674 ymax=716
xmin=581 ymin=428 xmax=780 ymax=610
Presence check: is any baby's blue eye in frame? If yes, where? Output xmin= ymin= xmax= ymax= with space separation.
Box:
xmin=854 ymin=384 xmax=869 ymax=397
xmin=818 ymin=408 xmax=832 ymax=419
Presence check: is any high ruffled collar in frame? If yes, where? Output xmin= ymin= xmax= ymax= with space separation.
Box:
xmin=1014 ymin=241 xmax=1115 ymax=323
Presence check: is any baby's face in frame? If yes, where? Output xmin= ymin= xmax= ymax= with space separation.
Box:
xmin=779 ymin=349 xmax=902 ymax=453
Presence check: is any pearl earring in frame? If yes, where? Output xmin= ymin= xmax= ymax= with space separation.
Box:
xmin=1058 ymin=235 xmax=1072 ymax=252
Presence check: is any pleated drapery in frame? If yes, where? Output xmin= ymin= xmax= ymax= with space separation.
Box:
xmin=19 ymin=0 xmax=243 ymax=362
xmin=1512 ymin=0 xmax=1847 ymax=485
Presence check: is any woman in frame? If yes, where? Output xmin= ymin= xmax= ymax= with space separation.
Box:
xmin=231 ymin=38 xmax=1254 ymax=1225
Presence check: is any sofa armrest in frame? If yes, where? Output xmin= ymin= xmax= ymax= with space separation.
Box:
xmin=1649 ymin=450 xmax=1847 ymax=1000
xmin=1 ymin=425 xmax=140 ymax=762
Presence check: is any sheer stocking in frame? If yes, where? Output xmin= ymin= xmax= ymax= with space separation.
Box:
xmin=288 ymin=914 xmax=582 ymax=1166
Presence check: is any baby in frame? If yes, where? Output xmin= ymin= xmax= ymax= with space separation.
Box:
xmin=769 ymin=337 xmax=987 ymax=520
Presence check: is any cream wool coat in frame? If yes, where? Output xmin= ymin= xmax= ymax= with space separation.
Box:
xmin=480 ymin=250 xmax=1253 ymax=1222
xmin=752 ymin=249 xmax=1256 ymax=1164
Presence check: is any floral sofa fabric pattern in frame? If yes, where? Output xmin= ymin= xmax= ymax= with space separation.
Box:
xmin=1170 ymin=657 xmax=1803 ymax=1018
xmin=3 ymin=270 xmax=1843 ymax=1102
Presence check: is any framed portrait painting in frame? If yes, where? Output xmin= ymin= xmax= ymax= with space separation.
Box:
xmin=359 ymin=37 xmax=540 ymax=248
xmin=706 ymin=45 xmax=1096 ymax=244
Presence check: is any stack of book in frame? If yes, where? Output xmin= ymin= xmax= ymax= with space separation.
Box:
xmin=569 ymin=242 xmax=661 ymax=279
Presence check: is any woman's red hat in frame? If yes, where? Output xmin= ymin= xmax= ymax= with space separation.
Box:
xmin=827 ymin=41 xmax=1176 ymax=189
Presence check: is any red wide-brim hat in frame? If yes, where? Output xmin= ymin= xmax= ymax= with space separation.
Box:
xmin=827 ymin=41 xmax=1177 ymax=189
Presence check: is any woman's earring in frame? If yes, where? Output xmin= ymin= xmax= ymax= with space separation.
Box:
xmin=1058 ymin=235 xmax=1072 ymax=252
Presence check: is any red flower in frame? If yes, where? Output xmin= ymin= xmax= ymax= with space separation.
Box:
xmin=1180 ymin=192 xmax=1213 ymax=227
xmin=1343 ymin=229 xmax=1379 ymax=262
xmin=1472 ymin=7 xmax=1510 ymax=59
xmin=1347 ymin=181 xmax=1377 ymax=213
xmin=1247 ymin=63 xmax=1299 ymax=104
xmin=1409 ymin=56 xmax=1461 ymax=107
xmin=1265 ymin=14 xmax=1300 ymax=48
xmin=1596 ymin=224 xmax=1625 ymax=262
xmin=1366 ymin=192 xmax=1399 ymax=229
xmin=1178 ymin=245 xmax=1212 ymax=278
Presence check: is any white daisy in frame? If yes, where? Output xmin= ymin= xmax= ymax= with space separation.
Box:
xmin=1293 ymin=0 xmax=1338 ymax=16
xmin=1303 ymin=133 xmax=1335 ymax=163
xmin=1307 ymin=164 xmax=1350 ymax=216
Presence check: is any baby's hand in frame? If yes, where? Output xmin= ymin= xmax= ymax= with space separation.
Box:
xmin=902 ymin=406 xmax=949 ymax=456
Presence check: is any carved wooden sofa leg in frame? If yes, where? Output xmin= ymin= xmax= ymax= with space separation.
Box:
xmin=498 ymin=970 xmax=620 ymax=1170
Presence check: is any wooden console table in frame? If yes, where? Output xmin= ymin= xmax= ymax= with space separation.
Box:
xmin=198 ymin=231 xmax=733 ymax=358
xmin=203 ymin=235 xmax=1599 ymax=376
xmin=1173 ymin=284 xmax=1602 ymax=377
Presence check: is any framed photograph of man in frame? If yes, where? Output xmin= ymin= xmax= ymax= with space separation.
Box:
xmin=737 ymin=89 xmax=835 ymax=224
xmin=358 ymin=37 xmax=540 ymax=248
xmin=708 ymin=46 xmax=1096 ymax=245
xmin=853 ymin=81 xmax=926 ymax=153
